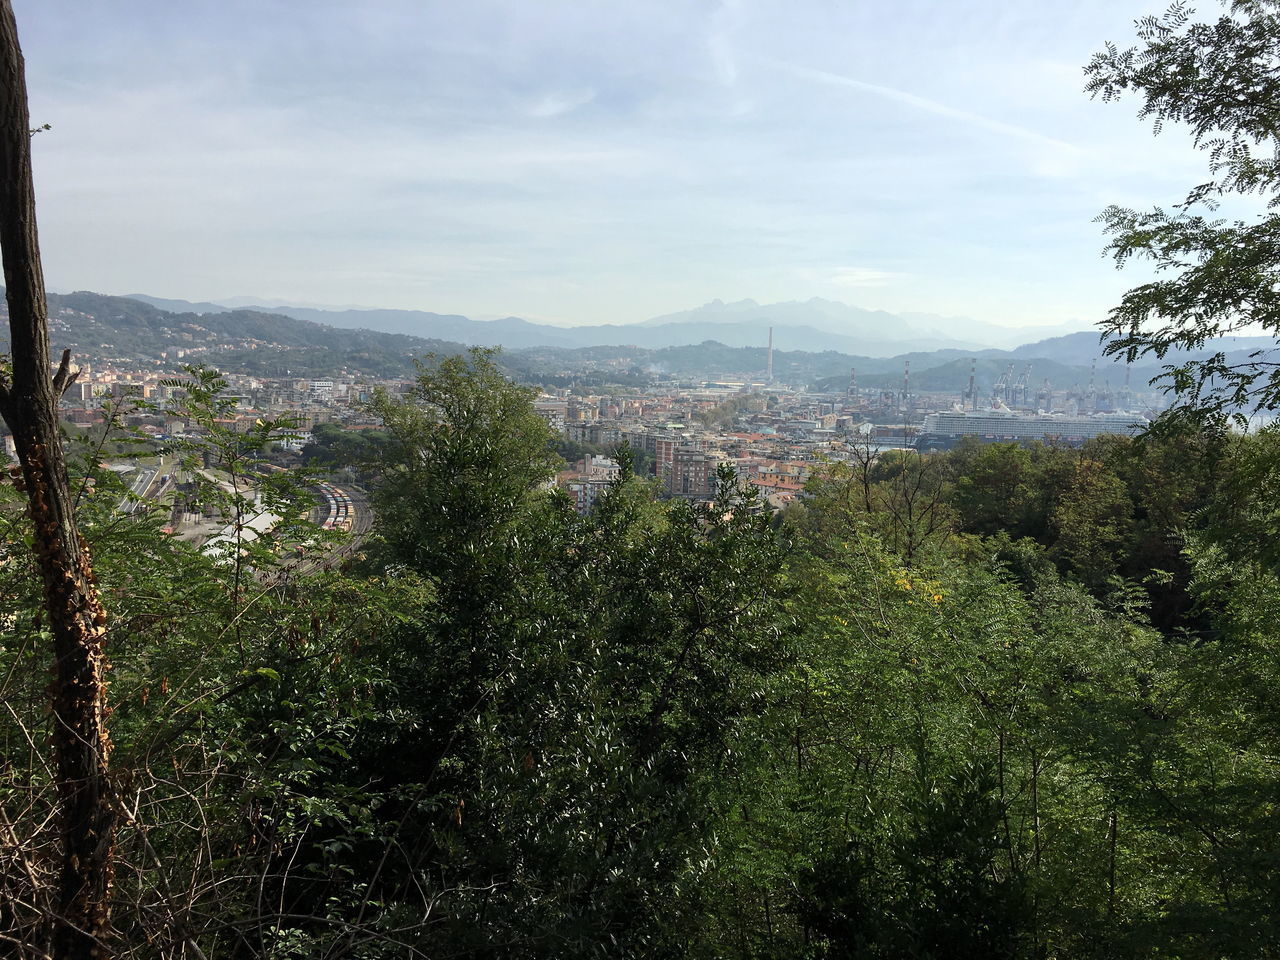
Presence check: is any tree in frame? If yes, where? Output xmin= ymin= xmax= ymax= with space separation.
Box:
xmin=0 ymin=3 xmax=115 ymax=956
xmin=804 ymin=446 xmax=954 ymax=566
xmin=353 ymin=355 xmax=790 ymax=956
xmin=1049 ymin=458 xmax=1132 ymax=590
xmin=1087 ymin=0 xmax=1280 ymax=421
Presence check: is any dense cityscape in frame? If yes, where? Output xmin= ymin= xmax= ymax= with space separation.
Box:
xmin=15 ymin=313 xmax=1160 ymax=540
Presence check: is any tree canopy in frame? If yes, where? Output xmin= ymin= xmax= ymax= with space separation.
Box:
xmin=1088 ymin=0 xmax=1280 ymax=420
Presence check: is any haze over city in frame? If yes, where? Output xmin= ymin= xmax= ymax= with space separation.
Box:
xmin=18 ymin=0 xmax=1188 ymax=332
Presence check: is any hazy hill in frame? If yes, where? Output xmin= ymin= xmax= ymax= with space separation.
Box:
xmin=1010 ymin=329 xmax=1278 ymax=365
xmin=125 ymin=294 xmax=573 ymax=351
xmin=124 ymin=293 xmax=1092 ymax=357
xmin=34 ymin=291 xmax=467 ymax=378
xmin=28 ymin=288 xmax=1275 ymax=400
xmin=124 ymin=293 xmax=240 ymax=315
xmin=643 ymin=297 xmax=1086 ymax=351
xmin=33 ymin=289 xmax=1028 ymax=388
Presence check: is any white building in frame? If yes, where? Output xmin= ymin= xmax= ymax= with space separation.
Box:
xmin=921 ymin=410 xmax=1147 ymax=444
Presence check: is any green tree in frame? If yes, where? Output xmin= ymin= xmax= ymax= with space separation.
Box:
xmin=300 ymin=420 xmax=393 ymax=477
xmin=1049 ymin=457 xmax=1133 ymax=590
xmin=0 ymin=364 xmax=417 ymax=958
xmin=949 ymin=441 xmax=1039 ymax=538
xmin=370 ymin=348 xmax=559 ymax=583
xmin=346 ymin=352 xmax=791 ymax=956
xmin=697 ymin=515 xmax=1189 ymax=959
xmin=1087 ymin=0 xmax=1280 ymax=420
xmin=804 ymin=446 xmax=955 ymax=566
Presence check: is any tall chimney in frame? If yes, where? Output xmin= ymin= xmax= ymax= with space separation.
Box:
xmin=767 ymin=326 xmax=774 ymax=381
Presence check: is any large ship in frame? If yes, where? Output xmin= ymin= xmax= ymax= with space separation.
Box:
xmin=919 ymin=408 xmax=1148 ymax=448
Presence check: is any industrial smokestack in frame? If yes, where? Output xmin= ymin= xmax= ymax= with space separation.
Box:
xmin=767 ymin=326 xmax=774 ymax=381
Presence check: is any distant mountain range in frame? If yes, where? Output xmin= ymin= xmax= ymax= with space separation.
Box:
xmin=639 ymin=298 xmax=1088 ymax=352
xmin=1005 ymin=329 xmax=1277 ymax=366
xmin=126 ymin=294 xmax=1091 ymax=357
xmin=2 ymin=289 xmax=1268 ymax=400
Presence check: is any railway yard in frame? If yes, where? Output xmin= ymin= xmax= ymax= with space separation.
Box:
xmin=105 ymin=458 xmax=370 ymax=548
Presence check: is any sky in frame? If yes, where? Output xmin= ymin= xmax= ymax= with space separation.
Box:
xmin=15 ymin=0 xmax=1202 ymax=330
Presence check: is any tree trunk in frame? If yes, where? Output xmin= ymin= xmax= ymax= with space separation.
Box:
xmin=0 ymin=3 xmax=115 ymax=957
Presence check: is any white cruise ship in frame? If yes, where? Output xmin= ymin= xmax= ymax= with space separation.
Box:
xmin=921 ymin=409 xmax=1148 ymax=445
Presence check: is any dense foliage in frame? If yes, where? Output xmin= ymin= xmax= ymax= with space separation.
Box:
xmin=5 ymin=348 xmax=1280 ymax=958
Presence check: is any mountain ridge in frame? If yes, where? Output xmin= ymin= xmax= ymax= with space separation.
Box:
xmin=10 ymin=289 xmax=1269 ymax=397
xmin=124 ymin=293 xmax=1090 ymax=357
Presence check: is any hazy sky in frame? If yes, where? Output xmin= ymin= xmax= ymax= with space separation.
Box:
xmin=17 ymin=0 xmax=1198 ymax=329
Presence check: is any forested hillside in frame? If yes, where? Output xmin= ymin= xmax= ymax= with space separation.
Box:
xmin=10 ymin=290 xmax=1111 ymax=389
xmin=40 ymin=291 xmax=467 ymax=378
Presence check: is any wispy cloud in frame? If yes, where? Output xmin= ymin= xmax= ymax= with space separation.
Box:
xmin=18 ymin=0 xmax=1177 ymax=326
xmin=765 ymin=58 xmax=1078 ymax=154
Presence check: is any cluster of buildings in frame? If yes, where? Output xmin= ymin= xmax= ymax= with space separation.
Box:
xmin=1 ymin=361 xmax=395 ymax=464
xmin=541 ymin=364 xmax=1154 ymax=512
xmin=0 ymin=352 xmax=1154 ymax=517
xmin=43 ymin=364 xmax=388 ymax=439
xmin=540 ymin=388 xmax=851 ymax=511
